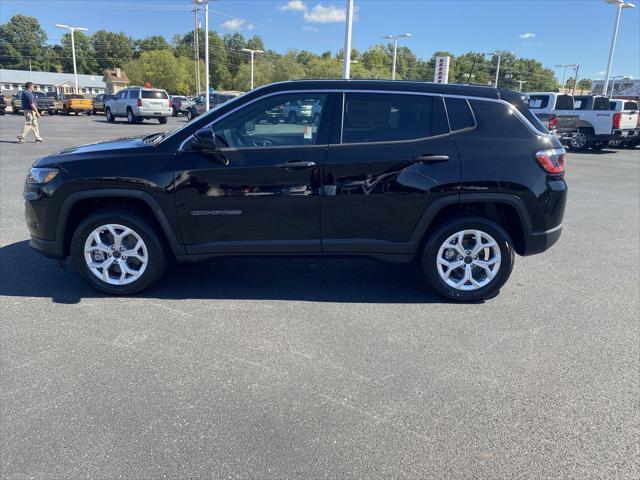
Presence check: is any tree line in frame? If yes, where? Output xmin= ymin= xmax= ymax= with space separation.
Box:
xmin=0 ymin=14 xmax=591 ymax=95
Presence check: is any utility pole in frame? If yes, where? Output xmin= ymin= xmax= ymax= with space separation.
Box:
xmin=55 ymin=24 xmax=88 ymax=94
xmin=494 ymin=52 xmax=502 ymax=88
xmin=342 ymin=0 xmax=354 ymax=79
xmin=192 ymin=7 xmax=201 ymax=96
xmin=383 ymin=33 xmax=412 ymax=80
xmin=241 ymin=48 xmax=264 ymax=90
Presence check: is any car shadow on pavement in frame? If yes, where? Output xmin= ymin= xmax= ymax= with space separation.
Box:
xmin=0 ymin=240 xmax=451 ymax=304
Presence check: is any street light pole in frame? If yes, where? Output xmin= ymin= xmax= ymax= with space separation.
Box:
xmin=55 ymin=24 xmax=88 ymax=94
xmin=516 ymin=80 xmax=526 ymax=92
xmin=572 ymin=64 xmax=580 ymax=95
xmin=342 ymin=0 xmax=354 ymax=79
xmin=494 ymin=52 xmax=502 ymax=88
xmin=192 ymin=7 xmax=201 ymax=96
xmin=241 ymin=48 xmax=264 ymax=90
xmin=555 ymin=64 xmax=578 ymax=91
xmin=195 ymin=0 xmax=217 ymax=111
xmin=603 ymin=0 xmax=636 ymax=98
xmin=382 ymin=33 xmax=412 ymax=80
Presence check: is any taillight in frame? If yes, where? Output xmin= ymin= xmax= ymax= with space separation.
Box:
xmin=536 ymin=148 xmax=565 ymax=174
xmin=137 ymin=98 xmax=142 ymax=107
xmin=549 ymin=116 xmax=558 ymax=129
xmin=169 ymin=100 xmax=173 ymax=108
xmin=612 ymin=112 xmax=621 ymax=129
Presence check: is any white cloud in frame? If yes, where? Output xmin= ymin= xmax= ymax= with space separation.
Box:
xmin=302 ymin=25 xmax=319 ymax=32
xmin=304 ymin=4 xmax=345 ymax=23
xmin=220 ymin=18 xmax=255 ymax=31
xmin=279 ymin=0 xmax=307 ymax=11
xmin=519 ymin=32 xmax=536 ymax=39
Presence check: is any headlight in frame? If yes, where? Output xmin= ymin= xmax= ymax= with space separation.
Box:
xmin=28 ymin=167 xmax=59 ymax=184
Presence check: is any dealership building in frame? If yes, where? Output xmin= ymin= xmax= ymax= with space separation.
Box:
xmin=591 ymin=78 xmax=640 ymax=99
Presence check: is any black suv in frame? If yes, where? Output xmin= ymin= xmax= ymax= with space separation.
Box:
xmin=24 ymin=80 xmax=567 ymax=301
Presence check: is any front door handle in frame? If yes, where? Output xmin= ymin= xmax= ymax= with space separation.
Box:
xmin=411 ymin=154 xmax=450 ymax=164
xmin=277 ymin=161 xmax=317 ymax=170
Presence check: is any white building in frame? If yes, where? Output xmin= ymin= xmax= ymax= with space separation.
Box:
xmin=0 ymin=69 xmax=107 ymax=96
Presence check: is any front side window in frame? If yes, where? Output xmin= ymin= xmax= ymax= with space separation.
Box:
xmin=212 ymin=93 xmax=327 ymax=149
xmin=624 ymin=101 xmax=638 ymax=111
xmin=342 ymin=93 xmax=448 ymax=144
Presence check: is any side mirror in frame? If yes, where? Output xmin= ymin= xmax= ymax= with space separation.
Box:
xmin=193 ymin=127 xmax=218 ymax=151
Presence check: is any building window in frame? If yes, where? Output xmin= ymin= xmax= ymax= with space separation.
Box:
xmin=1 ymin=84 xmax=10 ymax=90
xmin=45 ymin=86 xmax=53 ymax=92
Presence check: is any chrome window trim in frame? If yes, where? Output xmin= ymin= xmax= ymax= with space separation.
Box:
xmin=177 ymin=87 xmax=546 ymax=151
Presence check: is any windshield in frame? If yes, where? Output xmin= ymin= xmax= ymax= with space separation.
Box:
xmin=67 ymin=94 xmax=84 ymax=99
xmin=160 ymin=90 xmax=251 ymax=144
xmin=34 ymin=92 xmax=46 ymax=98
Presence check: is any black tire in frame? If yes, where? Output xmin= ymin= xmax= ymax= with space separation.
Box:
xmin=105 ymin=108 xmax=115 ymax=122
xmin=288 ymin=111 xmax=297 ymax=124
xmin=186 ymin=109 xmax=194 ymax=121
xmin=126 ymin=108 xmax=137 ymax=124
xmin=13 ymin=108 xmax=20 ymax=115
xmin=570 ymin=129 xmax=592 ymax=151
xmin=70 ymin=209 xmax=168 ymax=295
xmin=62 ymin=106 xmax=69 ymax=116
xmin=421 ymin=217 xmax=515 ymax=302
xmin=172 ymin=108 xmax=178 ymax=117
xmin=158 ymin=117 xmax=168 ymax=124
xmin=48 ymin=109 xmax=55 ymax=115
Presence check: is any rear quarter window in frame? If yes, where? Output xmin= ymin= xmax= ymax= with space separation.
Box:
xmin=593 ymin=97 xmax=610 ymax=111
xmin=555 ymin=95 xmax=574 ymax=110
xmin=470 ymin=100 xmax=535 ymax=138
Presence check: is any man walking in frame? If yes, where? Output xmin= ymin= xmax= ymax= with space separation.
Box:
xmin=17 ymin=82 xmax=44 ymax=144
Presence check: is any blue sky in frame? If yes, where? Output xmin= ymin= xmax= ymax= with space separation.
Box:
xmin=2 ymin=0 xmax=639 ymax=81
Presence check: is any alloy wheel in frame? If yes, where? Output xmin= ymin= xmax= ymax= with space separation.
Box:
xmin=571 ymin=132 xmax=587 ymax=149
xmin=84 ymin=224 xmax=148 ymax=286
xmin=436 ymin=229 xmax=501 ymax=291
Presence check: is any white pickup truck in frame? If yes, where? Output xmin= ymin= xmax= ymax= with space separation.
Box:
xmin=608 ymin=99 xmax=639 ymax=148
xmin=570 ymin=95 xmax=637 ymax=150
xmin=527 ymin=92 xmax=580 ymax=146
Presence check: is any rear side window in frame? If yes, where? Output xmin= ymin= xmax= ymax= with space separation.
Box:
xmin=624 ymin=101 xmax=638 ymax=111
xmin=555 ymin=95 xmax=574 ymax=110
xmin=142 ymin=90 xmax=168 ymax=99
xmin=342 ymin=93 xmax=448 ymax=144
xmin=470 ymin=100 xmax=534 ymax=138
xmin=593 ymin=97 xmax=610 ymax=111
xmin=528 ymin=95 xmax=549 ymax=109
xmin=445 ymin=97 xmax=475 ymax=131
xmin=574 ymin=97 xmax=587 ymax=110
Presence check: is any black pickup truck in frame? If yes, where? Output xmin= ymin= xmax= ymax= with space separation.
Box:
xmin=12 ymin=91 xmax=56 ymax=115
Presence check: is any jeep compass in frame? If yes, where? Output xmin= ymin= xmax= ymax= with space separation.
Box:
xmin=24 ymin=80 xmax=567 ymax=301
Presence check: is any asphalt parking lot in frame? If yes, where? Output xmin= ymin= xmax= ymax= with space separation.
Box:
xmin=0 ymin=113 xmax=638 ymax=479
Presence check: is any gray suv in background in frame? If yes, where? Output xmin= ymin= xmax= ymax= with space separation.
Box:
xmin=105 ymin=87 xmax=172 ymax=124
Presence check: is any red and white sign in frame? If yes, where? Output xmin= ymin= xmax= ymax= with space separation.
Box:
xmin=434 ymin=56 xmax=450 ymax=84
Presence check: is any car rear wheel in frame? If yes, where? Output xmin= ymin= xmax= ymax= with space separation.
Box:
xmin=422 ymin=217 xmax=515 ymax=302
xmin=127 ymin=108 xmax=137 ymax=124
xmin=71 ymin=210 xmax=167 ymax=295
xmin=570 ymin=130 xmax=591 ymax=150
xmin=105 ymin=108 xmax=114 ymax=122
xmin=158 ymin=117 xmax=168 ymax=124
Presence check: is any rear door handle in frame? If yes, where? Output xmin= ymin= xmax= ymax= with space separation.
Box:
xmin=411 ymin=155 xmax=450 ymax=164
xmin=277 ymin=161 xmax=317 ymax=170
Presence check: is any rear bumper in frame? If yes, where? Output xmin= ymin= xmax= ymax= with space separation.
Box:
xmin=136 ymin=107 xmax=172 ymax=117
xmin=613 ymin=128 xmax=640 ymax=138
xmin=522 ymin=224 xmax=563 ymax=256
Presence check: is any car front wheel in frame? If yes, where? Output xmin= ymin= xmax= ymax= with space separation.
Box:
xmin=105 ymin=108 xmax=114 ymax=122
xmin=422 ymin=217 xmax=515 ymax=302
xmin=186 ymin=110 xmax=194 ymax=121
xmin=71 ymin=210 xmax=167 ymax=295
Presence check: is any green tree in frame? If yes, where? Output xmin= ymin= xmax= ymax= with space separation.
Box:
xmin=124 ymin=50 xmax=190 ymax=94
xmin=577 ymin=78 xmax=592 ymax=94
xmin=223 ymin=32 xmax=247 ymax=77
xmin=0 ymin=15 xmax=48 ymax=70
xmin=60 ymin=30 xmax=96 ymax=74
xmin=136 ymin=35 xmax=170 ymax=56
xmin=362 ymin=45 xmax=391 ymax=79
xmin=92 ymin=30 xmax=135 ymax=71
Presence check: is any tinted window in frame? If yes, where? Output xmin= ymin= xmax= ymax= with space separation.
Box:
xmin=445 ymin=97 xmax=475 ymax=131
xmin=609 ymin=101 xmax=617 ymax=110
xmin=574 ymin=96 xmax=588 ymax=110
xmin=141 ymin=90 xmax=168 ymax=99
xmin=593 ymin=97 xmax=610 ymax=111
xmin=624 ymin=101 xmax=638 ymax=111
xmin=33 ymin=91 xmax=46 ymax=98
xmin=528 ymin=95 xmax=549 ymax=109
xmin=173 ymin=96 xmax=187 ymax=101
xmin=555 ymin=95 xmax=574 ymax=110
xmin=470 ymin=100 xmax=533 ymax=138
xmin=213 ymin=93 xmax=327 ymax=148
xmin=342 ymin=93 xmax=448 ymax=144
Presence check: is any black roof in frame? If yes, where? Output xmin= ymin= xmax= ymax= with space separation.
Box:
xmin=254 ymin=79 xmax=526 ymax=103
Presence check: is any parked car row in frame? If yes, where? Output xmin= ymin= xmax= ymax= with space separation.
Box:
xmin=185 ymin=91 xmax=243 ymax=120
xmin=528 ymin=92 xmax=639 ymax=150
